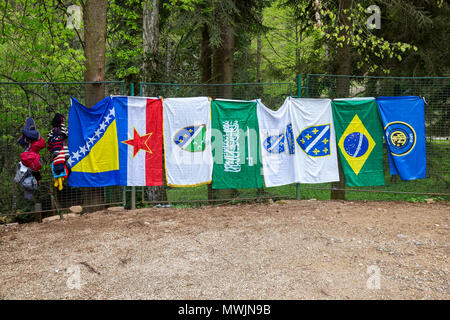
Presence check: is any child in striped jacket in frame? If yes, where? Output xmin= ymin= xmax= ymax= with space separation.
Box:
xmin=47 ymin=113 xmax=70 ymax=190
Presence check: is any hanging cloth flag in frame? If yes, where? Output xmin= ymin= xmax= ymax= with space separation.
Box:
xmin=113 ymin=96 xmax=163 ymax=186
xmin=163 ymin=97 xmax=213 ymax=187
xmin=289 ymin=97 xmax=340 ymax=184
xmin=258 ymin=97 xmax=339 ymax=187
xmin=376 ymin=96 xmax=426 ymax=180
xmin=68 ymin=96 xmax=121 ymax=186
xmin=257 ymin=98 xmax=295 ymax=187
xmin=68 ymin=96 xmax=163 ymax=187
xmin=211 ymin=99 xmax=263 ymax=189
xmin=332 ymin=97 xmax=385 ymax=187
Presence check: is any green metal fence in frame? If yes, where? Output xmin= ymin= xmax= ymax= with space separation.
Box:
xmin=1 ymin=76 xmax=448 ymax=221
xmin=0 ymin=81 xmax=126 ymax=221
xmin=139 ymin=82 xmax=295 ymax=204
xmin=300 ymin=74 xmax=450 ymax=200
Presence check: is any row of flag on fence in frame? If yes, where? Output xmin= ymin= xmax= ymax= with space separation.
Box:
xmin=67 ymin=95 xmax=426 ymax=188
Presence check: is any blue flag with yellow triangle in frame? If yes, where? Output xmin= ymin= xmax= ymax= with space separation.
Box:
xmin=376 ymin=96 xmax=426 ymax=180
xmin=68 ymin=96 xmax=120 ymax=186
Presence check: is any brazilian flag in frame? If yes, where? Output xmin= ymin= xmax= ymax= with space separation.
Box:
xmin=332 ymin=98 xmax=385 ymax=187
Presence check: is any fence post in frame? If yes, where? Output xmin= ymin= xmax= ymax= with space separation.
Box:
xmin=296 ymin=75 xmax=302 ymax=200
xmin=305 ymin=74 xmax=309 ymax=98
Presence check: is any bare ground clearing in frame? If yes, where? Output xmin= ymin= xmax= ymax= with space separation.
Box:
xmin=0 ymin=200 xmax=449 ymax=299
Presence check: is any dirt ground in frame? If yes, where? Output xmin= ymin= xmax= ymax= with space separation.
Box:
xmin=0 ymin=200 xmax=448 ymax=300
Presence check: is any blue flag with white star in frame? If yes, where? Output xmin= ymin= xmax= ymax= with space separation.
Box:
xmin=376 ymin=96 xmax=426 ymax=180
xmin=68 ymin=96 xmax=120 ymax=186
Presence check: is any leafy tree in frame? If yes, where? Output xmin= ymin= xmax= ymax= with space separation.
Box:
xmin=0 ymin=0 xmax=85 ymax=82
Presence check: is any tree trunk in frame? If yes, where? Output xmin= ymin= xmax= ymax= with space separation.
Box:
xmin=212 ymin=13 xmax=237 ymax=200
xmin=331 ymin=0 xmax=353 ymax=201
xmin=84 ymin=0 xmax=107 ymax=107
xmin=200 ymin=24 xmax=212 ymax=85
xmin=212 ymin=44 xmax=223 ymax=88
xmin=143 ymin=0 xmax=166 ymax=203
xmin=256 ymin=0 xmax=262 ymax=84
xmin=221 ymin=23 xmax=234 ymax=99
xmin=165 ymin=40 xmax=174 ymax=81
xmin=256 ymin=38 xmax=262 ymax=81
xmin=83 ymin=0 xmax=107 ymax=211
xmin=143 ymin=0 xmax=159 ymax=82
xmin=295 ymin=19 xmax=300 ymax=75
xmin=200 ymin=23 xmax=215 ymax=201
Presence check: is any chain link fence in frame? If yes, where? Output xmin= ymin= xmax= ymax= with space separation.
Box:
xmin=139 ymin=82 xmax=295 ymax=205
xmin=301 ymin=74 xmax=450 ymax=200
xmin=1 ymin=76 xmax=447 ymax=222
xmin=0 ymin=81 xmax=126 ymax=222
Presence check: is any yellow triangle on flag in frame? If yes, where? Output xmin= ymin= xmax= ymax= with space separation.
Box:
xmin=72 ymin=120 xmax=119 ymax=173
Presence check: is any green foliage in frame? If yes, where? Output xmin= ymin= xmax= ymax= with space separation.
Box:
xmin=107 ymin=0 xmax=144 ymax=82
xmin=0 ymin=0 xmax=448 ymax=84
xmin=314 ymin=1 xmax=414 ymax=74
xmin=0 ymin=0 xmax=85 ymax=82
xmin=257 ymin=0 xmax=328 ymax=82
xmin=407 ymin=196 xmax=445 ymax=203
xmin=376 ymin=0 xmax=450 ymax=76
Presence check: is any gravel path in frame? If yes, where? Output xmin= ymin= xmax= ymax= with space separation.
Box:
xmin=0 ymin=200 xmax=449 ymax=299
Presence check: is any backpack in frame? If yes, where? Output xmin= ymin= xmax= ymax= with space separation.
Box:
xmin=13 ymin=162 xmax=38 ymax=200
xmin=14 ymin=162 xmax=31 ymax=184
xmin=20 ymin=151 xmax=41 ymax=171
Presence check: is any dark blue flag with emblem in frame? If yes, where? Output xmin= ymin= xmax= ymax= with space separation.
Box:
xmin=376 ymin=96 xmax=426 ymax=180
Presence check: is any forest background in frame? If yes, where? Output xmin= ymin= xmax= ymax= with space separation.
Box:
xmin=0 ymin=0 xmax=448 ymax=87
xmin=0 ymin=0 xmax=448 ymax=213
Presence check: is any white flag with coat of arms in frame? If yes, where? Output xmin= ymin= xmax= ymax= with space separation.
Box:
xmin=163 ymin=97 xmax=213 ymax=187
xmin=257 ymin=97 xmax=340 ymax=186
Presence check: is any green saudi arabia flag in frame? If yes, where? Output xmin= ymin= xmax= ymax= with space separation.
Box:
xmin=332 ymin=98 xmax=385 ymax=187
xmin=211 ymin=99 xmax=263 ymax=189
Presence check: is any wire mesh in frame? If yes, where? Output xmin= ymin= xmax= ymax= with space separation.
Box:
xmin=303 ymin=74 xmax=450 ymax=200
xmin=2 ymin=76 xmax=447 ymax=221
xmin=139 ymin=82 xmax=295 ymax=204
xmin=0 ymin=81 xmax=126 ymax=222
